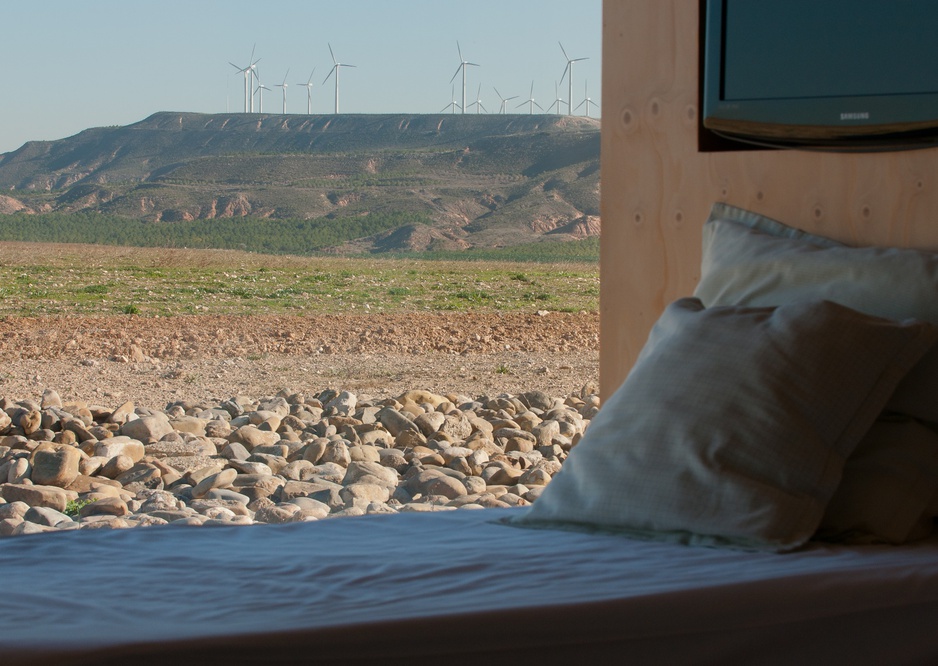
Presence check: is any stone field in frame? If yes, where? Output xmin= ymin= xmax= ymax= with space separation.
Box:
xmin=0 ymin=384 xmax=597 ymax=536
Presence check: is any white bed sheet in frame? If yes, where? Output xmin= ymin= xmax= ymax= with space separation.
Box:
xmin=2 ymin=507 xmax=937 ymax=664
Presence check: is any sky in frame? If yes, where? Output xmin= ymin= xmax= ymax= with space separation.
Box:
xmin=1 ymin=0 xmax=601 ymax=155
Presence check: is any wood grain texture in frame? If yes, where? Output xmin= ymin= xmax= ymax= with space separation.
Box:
xmin=600 ymin=0 xmax=938 ymax=398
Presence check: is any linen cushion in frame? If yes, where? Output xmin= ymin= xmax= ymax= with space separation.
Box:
xmin=694 ymin=201 xmax=938 ymax=422
xmin=513 ymin=297 xmax=936 ymax=551
xmin=693 ymin=203 xmax=938 ymax=534
xmin=817 ymin=416 xmax=938 ymax=544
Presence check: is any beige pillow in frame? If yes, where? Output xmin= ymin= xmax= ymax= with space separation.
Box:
xmin=694 ymin=203 xmax=938 ymax=534
xmin=694 ymin=202 xmax=938 ymax=422
xmin=513 ymin=297 xmax=936 ymax=551
xmin=817 ymin=417 xmax=938 ymax=544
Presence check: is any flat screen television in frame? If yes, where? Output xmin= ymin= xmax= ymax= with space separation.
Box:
xmin=701 ymin=0 xmax=938 ymax=151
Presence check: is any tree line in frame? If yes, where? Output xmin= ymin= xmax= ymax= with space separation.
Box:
xmin=0 ymin=211 xmax=432 ymax=255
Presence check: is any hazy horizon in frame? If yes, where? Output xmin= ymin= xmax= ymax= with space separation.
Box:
xmin=2 ymin=0 xmax=601 ymax=155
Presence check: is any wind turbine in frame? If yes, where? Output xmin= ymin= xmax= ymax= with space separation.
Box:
xmin=298 ymin=68 xmax=316 ymax=114
xmin=547 ymin=82 xmax=567 ymax=115
xmin=449 ymin=42 xmax=479 ymax=115
xmin=559 ymin=42 xmax=588 ymax=117
xmin=440 ymin=84 xmax=462 ymax=114
xmin=323 ymin=43 xmax=356 ymax=114
xmin=493 ymin=88 xmax=518 ymax=114
xmin=256 ymin=83 xmax=270 ymax=113
xmin=466 ymin=83 xmax=487 ymax=114
xmin=516 ymin=81 xmax=544 ymax=115
xmin=229 ymin=44 xmax=261 ymax=113
xmin=276 ymin=68 xmax=290 ymax=114
xmin=575 ymin=80 xmax=599 ymax=118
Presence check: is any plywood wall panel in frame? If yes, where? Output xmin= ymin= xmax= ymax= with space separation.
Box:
xmin=600 ymin=0 xmax=938 ymax=398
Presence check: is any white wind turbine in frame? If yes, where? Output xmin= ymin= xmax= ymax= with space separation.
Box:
xmin=516 ymin=81 xmax=544 ymax=115
xmin=298 ymin=68 xmax=316 ymax=114
xmin=547 ymin=82 xmax=567 ymax=115
xmin=559 ymin=42 xmax=588 ymax=117
xmin=323 ymin=43 xmax=356 ymax=114
xmin=466 ymin=83 xmax=487 ymax=114
xmin=229 ymin=64 xmax=250 ymax=113
xmin=229 ymin=44 xmax=261 ymax=113
xmin=449 ymin=42 xmax=479 ymax=115
xmin=440 ymin=84 xmax=462 ymax=114
xmin=276 ymin=68 xmax=290 ymax=114
xmin=493 ymin=88 xmax=518 ymax=114
xmin=575 ymin=80 xmax=599 ymax=118
xmin=256 ymin=83 xmax=270 ymax=113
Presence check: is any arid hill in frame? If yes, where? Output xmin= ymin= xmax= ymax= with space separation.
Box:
xmin=0 ymin=112 xmax=600 ymax=254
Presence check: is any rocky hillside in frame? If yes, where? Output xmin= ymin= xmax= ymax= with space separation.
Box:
xmin=0 ymin=112 xmax=600 ymax=253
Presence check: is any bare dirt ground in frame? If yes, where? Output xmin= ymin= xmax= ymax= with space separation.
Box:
xmin=0 ymin=312 xmax=600 ymax=408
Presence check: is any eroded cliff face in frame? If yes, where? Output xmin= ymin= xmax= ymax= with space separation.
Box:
xmin=0 ymin=195 xmax=30 ymax=214
xmin=0 ymin=112 xmax=600 ymax=253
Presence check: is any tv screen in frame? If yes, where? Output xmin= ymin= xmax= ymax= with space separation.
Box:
xmin=702 ymin=0 xmax=938 ymax=150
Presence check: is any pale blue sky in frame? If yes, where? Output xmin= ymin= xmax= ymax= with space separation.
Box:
xmin=1 ymin=0 xmax=601 ymax=155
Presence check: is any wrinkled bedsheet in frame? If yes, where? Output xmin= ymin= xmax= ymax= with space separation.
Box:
xmin=2 ymin=507 xmax=937 ymax=665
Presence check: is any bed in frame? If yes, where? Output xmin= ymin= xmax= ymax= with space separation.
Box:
xmin=2 ymin=202 xmax=938 ymax=665
xmin=0 ymin=506 xmax=936 ymax=666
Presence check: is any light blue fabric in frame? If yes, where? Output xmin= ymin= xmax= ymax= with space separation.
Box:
xmin=514 ymin=297 xmax=936 ymax=551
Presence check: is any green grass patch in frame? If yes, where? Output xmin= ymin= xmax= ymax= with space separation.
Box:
xmin=0 ymin=241 xmax=598 ymax=316
xmin=79 ymin=284 xmax=109 ymax=294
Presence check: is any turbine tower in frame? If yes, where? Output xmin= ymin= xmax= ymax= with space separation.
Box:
xmin=449 ymin=42 xmax=479 ymax=115
xmin=547 ymin=82 xmax=567 ymax=115
xmin=466 ymin=83 xmax=487 ymax=114
xmin=516 ymin=81 xmax=544 ymax=115
xmin=298 ymin=68 xmax=316 ymax=114
xmin=440 ymin=84 xmax=462 ymax=114
xmin=249 ymin=62 xmax=260 ymax=112
xmin=230 ymin=62 xmax=251 ymax=112
xmin=256 ymin=83 xmax=270 ymax=113
xmin=323 ymin=43 xmax=356 ymax=114
xmin=276 ymin=68 xmax=290 ymax=114
xmin=494 ymin=88 xmax=518 ymax=114
xmin=559 ymin=42 xmax=588 ymax=117
xmin=575 ymin=80 xmax=599 ymax=118
xmin=229 ymin=44 xmax=261 ymax=113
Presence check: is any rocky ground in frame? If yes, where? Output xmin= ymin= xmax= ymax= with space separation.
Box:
xmin=0 ymin=311 xmax=599 ymax=406
xmin=0 ymin=312 xmax=600 ymax=536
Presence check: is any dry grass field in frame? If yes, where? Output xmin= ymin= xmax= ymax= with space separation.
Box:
xmin=0 ymin=242 xmax=599 ymax=407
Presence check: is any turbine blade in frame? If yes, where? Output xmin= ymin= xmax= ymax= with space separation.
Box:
xmin=559 ymin=41 xmax=569 ymax=60
xmin=328 ymin=43 xmax=337 ymax=64
xmin=322 ymin=65 xmax=337 ymax=84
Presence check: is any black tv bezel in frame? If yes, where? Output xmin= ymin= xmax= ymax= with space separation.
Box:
xmin=700 ymin=0 xmax=938 ymax=152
